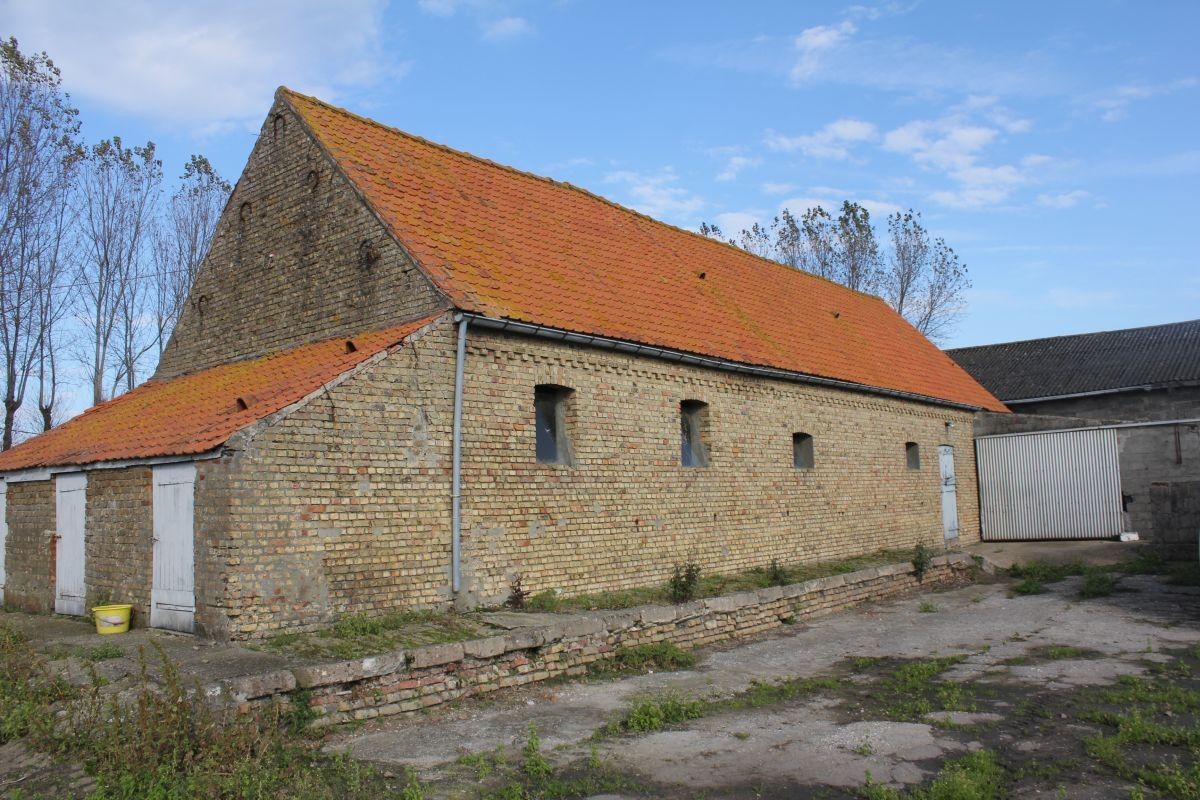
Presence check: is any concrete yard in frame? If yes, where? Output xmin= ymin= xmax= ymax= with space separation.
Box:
xmin=328 ymin=562 xmax=1200 ymax=798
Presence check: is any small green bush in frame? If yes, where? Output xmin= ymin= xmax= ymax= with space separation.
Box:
xmin=668 ymin=562 xmax=701 ymax=603
xmin=623 ymin=693 xmax=705 ymax=733
xmin=912 ymin=544 xmax=933 ymax=582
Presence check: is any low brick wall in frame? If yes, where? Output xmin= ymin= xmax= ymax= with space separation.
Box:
xmin=213 ymin=553 xmax=977 ymax=725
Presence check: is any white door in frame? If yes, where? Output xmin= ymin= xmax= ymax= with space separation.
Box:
xmin=54 ymin=472 xmax=88 ymax=616
xmin=151 ymin=463 xmax=196 ymax=632
xmin=938 ymin=445 xmax=960 ymax=543
xmin=0 ymin=481 xmax=7 ymax=605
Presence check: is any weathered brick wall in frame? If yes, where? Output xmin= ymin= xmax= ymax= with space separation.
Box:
xmin=457 ymin=328 xmax=981 ymax=606
xmin=4 ymin=480 xmax=55 ymax=613
xmin=196 ymin=319 xmax=458 ymax=640
xmin=155 ymin=96 xmax=449 ymax=380
xmin=193 ymin=318 xmax=981 ymax=639
xmin=84 ymin=468 xmax=153 ymax=623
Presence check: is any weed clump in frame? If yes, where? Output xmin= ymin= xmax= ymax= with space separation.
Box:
xmin=622 ymin=693 xmax=705 ymax=733
xmin=912 ymin=543 xmax=933 ymax=582
xmin=1080 ymin=568 xmax=1118 ymax=598
xmin=1008 ymin=560 xmax=1086 ymax=595
xmin=591 ymin=642 xmax=695 ymax=676
xmin=668 ymin=562 xmax=701 ymax=603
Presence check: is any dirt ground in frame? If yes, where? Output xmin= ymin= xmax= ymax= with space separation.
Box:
xmin=329 ymin=567 xmax=1200 ymax=799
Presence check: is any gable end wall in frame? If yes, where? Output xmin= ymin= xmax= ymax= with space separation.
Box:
xmin=155 ymin=98 xmax=449 ymax=379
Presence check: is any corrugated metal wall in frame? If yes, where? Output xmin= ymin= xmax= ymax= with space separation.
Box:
xmin=977 ymin=428 xmax=1123 ymax=541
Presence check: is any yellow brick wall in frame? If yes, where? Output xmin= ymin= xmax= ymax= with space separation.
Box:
xmin=155 ymin=98 xmax=449 ymax=380
xmin=198 ymin=318 xmax=980 ymax=638
xmin=195 ymin=319 xmax=458 ymax=639
xmin=457 ymin=328 xmax=981 ymax=605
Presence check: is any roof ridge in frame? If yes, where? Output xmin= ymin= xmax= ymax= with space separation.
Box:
xmin=948 ymin=317 xmax=1200 ymax=352
xmin=275 ymin=87 xmax=886 ymax=305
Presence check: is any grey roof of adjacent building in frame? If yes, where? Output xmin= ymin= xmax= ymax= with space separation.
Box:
xmin=945 ymin=319 xmax=1200 ymax=402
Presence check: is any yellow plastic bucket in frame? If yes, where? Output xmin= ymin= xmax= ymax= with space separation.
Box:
xmin=92 ymin=604 xmax=132 ymax=635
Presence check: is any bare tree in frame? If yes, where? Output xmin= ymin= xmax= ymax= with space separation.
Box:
xmin=834 ymin=201 xmax=881 ymax=293
xmin=151 ymin=154 xmax=230 ymax=353
xmin=75 ymin=136 xmax=161 ymax=404
xmin=885 ymin=210 xmax=969 ymax=343
xmin=702 ymin=202 xmax=970 ymax=341
xmin=0 ymin=38 xmax=81 ymax=448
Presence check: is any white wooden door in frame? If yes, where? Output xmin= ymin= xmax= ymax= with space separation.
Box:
xmin=151 ymin=463 xmax=196 ymax=632
xmin=54 ymin=472 xmax=88 ymax=616
xmin=0 ymin=481 xmax=7 ymax=605
xmin=938 ymin=445 xmax=960 ymax=543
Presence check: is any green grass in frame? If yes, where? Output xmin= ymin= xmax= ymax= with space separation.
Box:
xmin=0 ymin=621 xmax=429 ymax=799
xmin=859 ymin=750 xmax=1006 ymax=799
xmin=919 ymin=600 xmax=939 ymax=613
xmin=1078 ymin=672 xmax=1200 ymax=799
xmin=588 ymin=642 xmax=696 ymax=677
xmin=1116 ymin=551 xmax=1200 ymax=586
xmin=1080 ymin=568 xmax=1118 ymax=598
xmin=864 ymin=655 xmax=973 ymax=720
xmin=1008 ymin=560 xmax=1087 ymax=595
xmin=522 ymin=548 xmax=927 ymax=613
xmin=257 ymin=609 xmax=492 ymax=660
xmin=601 ymin=674 xmax=842 ymax=738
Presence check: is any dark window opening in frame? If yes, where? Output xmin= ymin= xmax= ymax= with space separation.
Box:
xmin=793 ymin=433 xmax=814 ymax=469
xmin=535 ymin=385 xmax=575 ymax=465
xmin=680 ymin=400 xmax=710 ymax=468
xmin=906 ymin=441 xmax=921 ymax=470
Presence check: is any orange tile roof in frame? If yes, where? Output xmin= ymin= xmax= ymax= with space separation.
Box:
xmin=283 ymin=89 xmax=1006 ymax=412
xmin=0 ymin=316 xmax=438 ymax=472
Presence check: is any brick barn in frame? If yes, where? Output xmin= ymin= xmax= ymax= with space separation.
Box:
xmin=0 ymin=90 xmax=1006 ymax=640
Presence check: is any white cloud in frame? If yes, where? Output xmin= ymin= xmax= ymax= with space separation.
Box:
xmin=765 ymin=118 xmax=878 ymax=159
xmin=716 ymin=155 xmax=761 ymax=182
xmin=789 ymin=21 xmax=856 ymax=82
xmin=882 ymin=110 xmax=1041 ymax=209
xmin=761 ymin=182 xmax=797 ymax=195
xmin=0 ymin=0 xmax=399 ymax=130
xmin=604 ymin=169 xmax=705 ymax=221
xmin=1037 ymin=190 xmax=1089 ymax=209
xmin=1093 ymin=77 xmax=1199 ymax=122
xmin=481 ymin=16 xmax=533 ymax=41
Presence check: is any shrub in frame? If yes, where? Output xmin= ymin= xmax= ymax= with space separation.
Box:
xmin=912 ymin=544 xmax=933 ymax=582
xmin=767 ymin=559 xmax=789 ymax=587
xmin=668 ymin=562 xmax=701 ymax=603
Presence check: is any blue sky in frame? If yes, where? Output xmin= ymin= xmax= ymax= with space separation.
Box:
xmin=4 ymin=0 xmax=1198 ymax=351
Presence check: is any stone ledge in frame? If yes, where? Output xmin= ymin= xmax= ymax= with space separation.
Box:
xmin=230 ymin=551 xmax=975 ymax=726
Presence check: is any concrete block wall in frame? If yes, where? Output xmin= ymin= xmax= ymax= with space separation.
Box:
xmin=155 ymin=97 xmax=448 ymax=380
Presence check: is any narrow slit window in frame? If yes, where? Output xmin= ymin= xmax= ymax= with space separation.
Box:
xmin=905 ymin=441 xmax=921 ymax=470
xmin=535 ymin=385 xmax=574 ymax=465
xmin=680 ymin=400 xmax=710 ymax=468
xmin=793 ymin=433 xmax=814 ymax=470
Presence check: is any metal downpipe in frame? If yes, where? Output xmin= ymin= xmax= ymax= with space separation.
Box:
xmin=451 ymin=315 xmax=468 ymax=595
